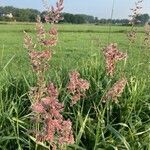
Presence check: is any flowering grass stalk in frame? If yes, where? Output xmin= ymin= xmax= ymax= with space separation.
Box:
xmin=24 ymin=0 xmax=75 ymax=149
xmin=103 ymin=43 xmax=127 ymax=77
xmin=67 ymin=71 xmax=90 ymax=105
xmin=22 ymin=0 xmax=140 ymax=149
xmin=127 ymin=0 xmax=143 ymax=43
xmin=102 ymin=78 xmax=127 ymax=103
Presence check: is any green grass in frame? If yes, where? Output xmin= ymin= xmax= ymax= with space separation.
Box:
xmin=0 ymin=22 xmax=150 ymax=149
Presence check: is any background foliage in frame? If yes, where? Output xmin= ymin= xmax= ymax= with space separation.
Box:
xmin=0 ymin=6 xmax=149 ymax=24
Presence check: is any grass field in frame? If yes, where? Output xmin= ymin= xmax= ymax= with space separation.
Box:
xmin=0 ymin=22 xmax=150 ymax=149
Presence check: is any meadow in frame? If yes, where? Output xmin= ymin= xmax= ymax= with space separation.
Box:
xmin=0 ymin=22 xmax=150 ymax=149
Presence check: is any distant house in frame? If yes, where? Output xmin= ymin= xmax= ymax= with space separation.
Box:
xmin=1 ymin=13 xmax=13 ymax=18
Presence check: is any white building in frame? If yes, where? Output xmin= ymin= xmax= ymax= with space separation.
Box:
xmin=2 ymin=13 xmax=13 ymax=18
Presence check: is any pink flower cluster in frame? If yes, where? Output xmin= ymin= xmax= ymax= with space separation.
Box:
xmin=36 ymin=16 xmax=46 ymax=43
xmin=36 ymin=15 xmax=58 ymax=47
xmin=24 ymin=11 xmax=60 ymax=73
xmin=67 ymin=71 xmax=90 ymax=105
xmin=25 ymin=0 xmax=74 ymax=148
xmin=103 ymin=43 xmax=127 ymax=76
xmin=32 ymin=83 xmax=74 ymax=148
xmin=24 ymin=30 xmax=52 ymax=73
xmin=102 ymin=78 xmax=127 ymax=103
xmin=44 ymin=0 xmax=64 ymax=23
xmin=24 ymin=31 xmax=35 ymax=52
xmin=29 ymin=50 xmax=51 ymax=72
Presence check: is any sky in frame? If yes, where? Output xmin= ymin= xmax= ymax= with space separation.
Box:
xmin=1 ymin=0 xmax=150 ymax=19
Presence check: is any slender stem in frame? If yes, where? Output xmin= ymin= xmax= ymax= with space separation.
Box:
xmin=108 ymin=0 xmax=115 ymax=43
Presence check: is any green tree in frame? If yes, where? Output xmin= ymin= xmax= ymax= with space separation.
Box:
xmin=136 ymin=14 xmax=150 ymax=25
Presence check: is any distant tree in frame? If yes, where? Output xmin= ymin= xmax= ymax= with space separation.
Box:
xmin=78 ymin=14 xmax=95 ymax=23
xmin=61 ymin=13 xmax=89 ymax=24
xmin=1 ymin=6 xmax=142 ymax=25
xmin=136 ymin=14 xmax=150 ymax=25
xmin=99 ymin=19 xmax=107 ymax=24
xmin=94 ymin=17 xmax=99 ymax=24
xmin=0 ymin=6 xmax=40 ymax=22
xmin=41 ymin=11 xmax=47 ymax=22
xmin=74 ymin=15 xmax=85 ymax=24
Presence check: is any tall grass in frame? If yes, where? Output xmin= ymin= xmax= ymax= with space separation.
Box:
xmin=0 ymin=0 xmax=150 ymax=149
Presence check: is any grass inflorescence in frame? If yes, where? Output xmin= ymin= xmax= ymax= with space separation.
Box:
xmin=0 ymin=0 xmax=150 ymax=149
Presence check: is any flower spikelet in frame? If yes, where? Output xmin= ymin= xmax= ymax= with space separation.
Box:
xmin=59 ymin=120 xmax=75 ymax=145
xmin=29 ymin=50 xmax=52 ymax=72
xmin=36 ymin=15 xmax=58 ymax=47
xmin=102 ymin=78 xmax=127 ymax=103
xmin=128 ymin=0 xmax=143 ymax=43
xmin=36 ymin=15 xmax=46 ymax=43
xmin=129 ymin=0 xmax=143 ymax=25
xmin=67 ymin=71 xmax=90 ymax=105
xmin=24 ymin=32 xmax=35 ymax=52
xmin=31 ymin=83 xmax=74 ymax=148
xmin=103 ymin=43 xmax=127 ymax=76
xmin=43 ymin=0 xmax=64 ymax=23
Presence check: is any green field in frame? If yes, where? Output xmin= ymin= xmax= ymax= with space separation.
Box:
xmin=0 ymin=22 xmax=150 ymax=149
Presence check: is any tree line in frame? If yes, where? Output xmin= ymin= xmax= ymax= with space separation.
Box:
xmin=0 ymin=6 xmax=149 ymax=25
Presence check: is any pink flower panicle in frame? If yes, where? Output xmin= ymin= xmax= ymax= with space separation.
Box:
xmin=25 ymin=0 xmax=74 ymax=148
xmin=59 ymin=120 xmax=75 ymax=145
xmin=42 ymin=37 xmax=58 ymax=47
xmin=36 ymin=15 xmax=58 ymax=47
xmin=29 ymin=50 xmax=52 ymax=72
xmin=24 ymin=32 xmax=35 ymax=52
xmin=43 ymin=0 xmax=64 ymax=24
xmin=36 ymin=15 xmax=46 ymax=43
xmin=24 ymin=18 xmax=58 ymax=73
xmin=32 ymin=102 xmax=45 ymax=113
xmin=67 ymin=71 xmax=90 ymax=105
xmin=40 ymin=26 xmax=58 ymax=46
xmin=102 ymin=78 xmax=127 ymax=103
xmin=47 ymin=83 xmax=59 ymax=98
xmin=24 ymin=1 xmax=61 ymax=72
xmin=103 ymin=43 xmax=127 ymax=76
xmin=32 ymin=83 xmax=74 ymax=148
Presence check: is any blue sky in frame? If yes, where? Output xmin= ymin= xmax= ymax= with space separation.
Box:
xmin=1 ymin=0 xmax=150 ymax=19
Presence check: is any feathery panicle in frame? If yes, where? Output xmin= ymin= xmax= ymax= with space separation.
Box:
xmin=24 ymin=31 xmax=35 ymax=52
xmin=31 ymin=82 xmax=74 ymax=148
xmin=102 ymin=78 xmax=127 ymax=103
xmin=129 ymin=0 xmax=143 ymax=25
xmin=41 ymin=24 xmax=58 ymax=47
xmin=36 ymin=15 xmax=58 ymax=47
xmin=128 ymin=0 xmax=143 ymax=43
xmin=127 ymin=30 xmax=137 ymax=43
xmin=67 ymin=71 xmax=90 ymax=105
xmin=47 ymin=82 xmax=59 ymax=98
xmin=59 ymin=120 xmax=75 ymax=145
xmin=28 ymin=50 xmax=52 ymax=73
xmin=32 ymin=102 xmax=45 ymax=113
xmin=36 ymin=15 xmax=46 ymax=43
xmin=43 ymin=0 xmax=64 ymax=23
xmin=25 ymin=0 xmax=74 ymax=148
xmin=24 ymin=0 xmax=63 ymax=72
xmin=103 ymin=43 xmax=127 ymax=76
